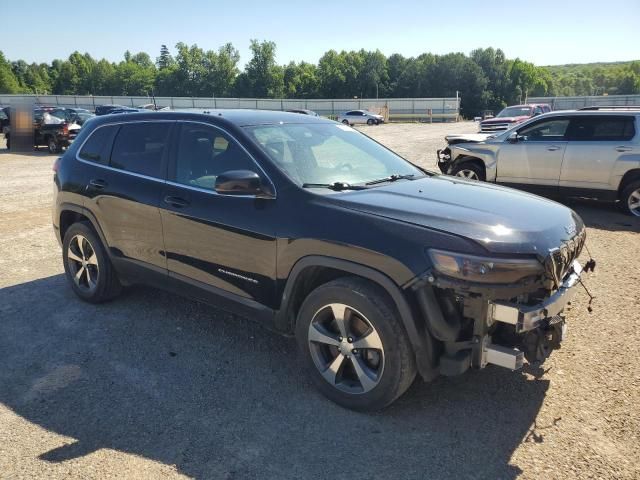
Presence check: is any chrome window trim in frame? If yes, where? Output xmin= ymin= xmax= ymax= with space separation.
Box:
xmin=74 ymin=118 xmax=277 ymax=198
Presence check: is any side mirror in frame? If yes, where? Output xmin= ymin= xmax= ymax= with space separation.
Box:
xmin=214 ymin=170 xmax=274 ymax=198
xmin=507 ymin=132 xmax=521 ymax=143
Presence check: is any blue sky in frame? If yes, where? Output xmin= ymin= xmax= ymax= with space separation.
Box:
xmin=3 ymin=0 xmax=639 ymax=66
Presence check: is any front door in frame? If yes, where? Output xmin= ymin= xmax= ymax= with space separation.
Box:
xmin=495 ymin=117 xmax=570 ymax=194
xmin=159 ymin=121 xmax=278 ymax=307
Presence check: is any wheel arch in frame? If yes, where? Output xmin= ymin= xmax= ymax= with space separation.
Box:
xmin=450 ymin=155 xmax=487 ymax=178
xmin=58 ymin=204 xmax=109 ymax=253
xmin=276 ymin=255 xmax=438 ymax=380
xmin=618 ymin=168 xmax=640 ymax=198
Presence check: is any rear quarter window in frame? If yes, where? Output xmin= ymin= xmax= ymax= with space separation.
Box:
xmin=78 ymin=125 xmax=118 ymax=164
xmin=110 ymin=122 xmax=172 ymax=178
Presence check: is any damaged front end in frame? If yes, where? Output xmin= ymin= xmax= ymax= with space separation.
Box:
xmin=411 ymin=228 xmax=589 ymax=376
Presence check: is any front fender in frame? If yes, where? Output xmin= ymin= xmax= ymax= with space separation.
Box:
xmin=449 ymin=145 xmax=498 ymax=181
xmin=276 ymin=255 xmax=438 ymax=381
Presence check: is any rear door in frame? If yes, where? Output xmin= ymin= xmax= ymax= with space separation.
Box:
xmin=560 ymin=115 xmax=637 ymax=192
xmin=159 ymin=121 xmax=278 ymax=307
xmin=495 ymin=116 xmax=570 ymax=193
xmin=83 ymin=120 xmax=173 ymax=276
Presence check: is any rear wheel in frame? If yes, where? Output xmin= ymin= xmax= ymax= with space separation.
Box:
xmin=295 ymin=277 xmax=416 ymax=411
xmin=620 ymin=180 xmax=640 ymax=216
xmin=341 ymin=119 xmax=350 ymax=125
xmin=62 ymin=222 xmax=121 ymax=303
xmin=450 ymin=161 xmax=485 ymax=181
xmin=47 ymin=136 xmax=59 ymax=154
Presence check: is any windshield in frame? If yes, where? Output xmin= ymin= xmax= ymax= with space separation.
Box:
xmin=244 ymin=123 xmax=422 ymax=186
xmin=497 ymin=106 xmax=532 ymax=118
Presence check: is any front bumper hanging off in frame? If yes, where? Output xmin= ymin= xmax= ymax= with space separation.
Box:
xmin=425 ymin=260 xmax=585 ymax=376
xmin=480 ymin=260 xmax=582 ymax=370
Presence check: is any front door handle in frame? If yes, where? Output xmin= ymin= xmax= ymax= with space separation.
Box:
xmin=615 ymin=146 xmax=633 ymax=152
xmin=164 ymin=196 xmax=190 ymax=208
xmin=547 ymin=145 xmax=561 ymax=151
xmin=88 ymin=179 xmax=107 ymax=189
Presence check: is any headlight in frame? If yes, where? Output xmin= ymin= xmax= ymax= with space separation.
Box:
xmin=428 ymin=249 xmax=543 ymax=284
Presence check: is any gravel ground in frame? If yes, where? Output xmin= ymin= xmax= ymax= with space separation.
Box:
xmin=0 ymin=123 xmax=638 ymax=480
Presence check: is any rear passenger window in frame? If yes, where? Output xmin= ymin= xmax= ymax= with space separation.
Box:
xmin=568 ymin=117 xmax=635 ymax=141
xmin=78 ymin=125 xmax=118 ymax=164
xmin=110 ymin=122 xmax=171 ymax=178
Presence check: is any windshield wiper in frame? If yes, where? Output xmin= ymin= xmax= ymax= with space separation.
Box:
xmin=301 ymin=182 xmax=368 ymax=191
xmin=365 ymin=174 xmax=417 ymax=186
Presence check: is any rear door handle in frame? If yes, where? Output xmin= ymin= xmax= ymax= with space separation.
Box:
xmin=164 ymin=196 xmax=190 ymax=208
xmin=547 ymin=145 xmax=561 ymax=151
xmin=88 ymin=179 xmax=107 ymax=189
xmin=615 ymin=146 xmax=633 ymax=152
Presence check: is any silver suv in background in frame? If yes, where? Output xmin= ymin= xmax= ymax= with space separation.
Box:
xmin=437 ymin=106 xmax=640 ymax=216
xmin=337 ymin=110 xmax=385 ymax=126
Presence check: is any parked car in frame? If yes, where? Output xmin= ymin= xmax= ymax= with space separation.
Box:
xmin=479 ymin=104 xmax=551 ymax=133
xmin=137 ymin=103 xmax=169 ymax=111
xmin=337 ymin=110 xmax=384 ymax=126
xmin=0 ymin=106 xmax=9 ymax=134
xmin=108 ymin=107 xmax=145 ymax=114
xmin=437 ymin=107 xmax=640 ymax=215
xmin=5 ymin=108 xmax=79 ymax=152
xmin=95 ymin=104 xmax=128 ymax=116
xmin=54 ymin=110 xmax=590 ymax=410
xmin=286 ymin=108 xmax=319 ymax=116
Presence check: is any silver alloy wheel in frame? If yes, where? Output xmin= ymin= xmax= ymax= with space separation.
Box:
xmin=48 ymin=138 xmax=57 ymax=153
xmin=67 ymin=234 xmax=99 ymax=292
xmin=455 ymin=169 xmax=479 ymax=180
xmin=308 ymin=303 xmax=384 ymax=394
xmin=628 ymin=188 xmax=640 ymax=216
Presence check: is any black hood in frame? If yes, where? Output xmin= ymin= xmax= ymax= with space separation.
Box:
xmin=333 ymin=176 xmax=584 ymax=256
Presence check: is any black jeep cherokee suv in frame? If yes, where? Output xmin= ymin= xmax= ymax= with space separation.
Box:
xmin=53 ymin=110 xmax=588 ymax=410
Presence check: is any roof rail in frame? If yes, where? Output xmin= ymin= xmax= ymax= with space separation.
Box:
xmin=578 ymin=105 xmax=640 ymax=111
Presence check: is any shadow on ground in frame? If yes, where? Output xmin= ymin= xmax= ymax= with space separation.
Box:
xmin=0 ymin=275 xmax=552 ymax=479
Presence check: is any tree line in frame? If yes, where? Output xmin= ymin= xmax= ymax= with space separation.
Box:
xmin=0 ymin=42 xmax=639 ymax=117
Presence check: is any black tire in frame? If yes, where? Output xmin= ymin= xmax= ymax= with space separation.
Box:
xmin=47 ymin=136 xmax=59 ymax=154
xmin=619 ymin=180 xmax=640 ymax=217
xmin=295 ymin=276 xmax=417 ymax=411
xmin=341 ymin=119 xmax=350 ymax=125
xmin=62 ymin=222 xmax=121 ymax=303
xmin=449 ymin=161 xmax=485 ymax=181
xmin=367 ymin=118 xmax=375 ymax=125
xmin=5 ymin=135 xmax=9 ymax=150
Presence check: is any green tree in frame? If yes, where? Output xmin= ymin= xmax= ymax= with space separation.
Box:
xmin=243 ymin=39 xmax=284 ymax=97
xmin=0 ymin=51 xmax=21 ymax=93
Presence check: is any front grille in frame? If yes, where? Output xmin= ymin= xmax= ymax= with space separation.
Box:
xmin=479 ymin=122 xmax=512 ymax=132
xmin=544 ymin=228 xmax=586 ymax=289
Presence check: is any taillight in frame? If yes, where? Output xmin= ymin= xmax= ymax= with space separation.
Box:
xmin=53 ymin=157 xmax=62 ymax=172
xmin=62 ymin=123 xmax=69 ymax=135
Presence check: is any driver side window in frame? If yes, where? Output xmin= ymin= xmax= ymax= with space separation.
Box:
xmin=518 ymin=118 xmax=569 ymax=141
xmin=173 ymin=123 xmax=256 ymax=190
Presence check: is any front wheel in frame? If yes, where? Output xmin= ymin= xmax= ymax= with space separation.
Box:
xmin=620 ymin=180 xmax=640 ymax=216
xmin=367 ymin=118 xmax=375 ymax=125
xmin=450 ymin=161 xmax=485 ymax=181
xmin=295 ymin=277 xmax=416 ymax=411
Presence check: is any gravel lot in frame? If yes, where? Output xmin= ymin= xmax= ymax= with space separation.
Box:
xmin=0 ymin=123 xmax=638 ymax=479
